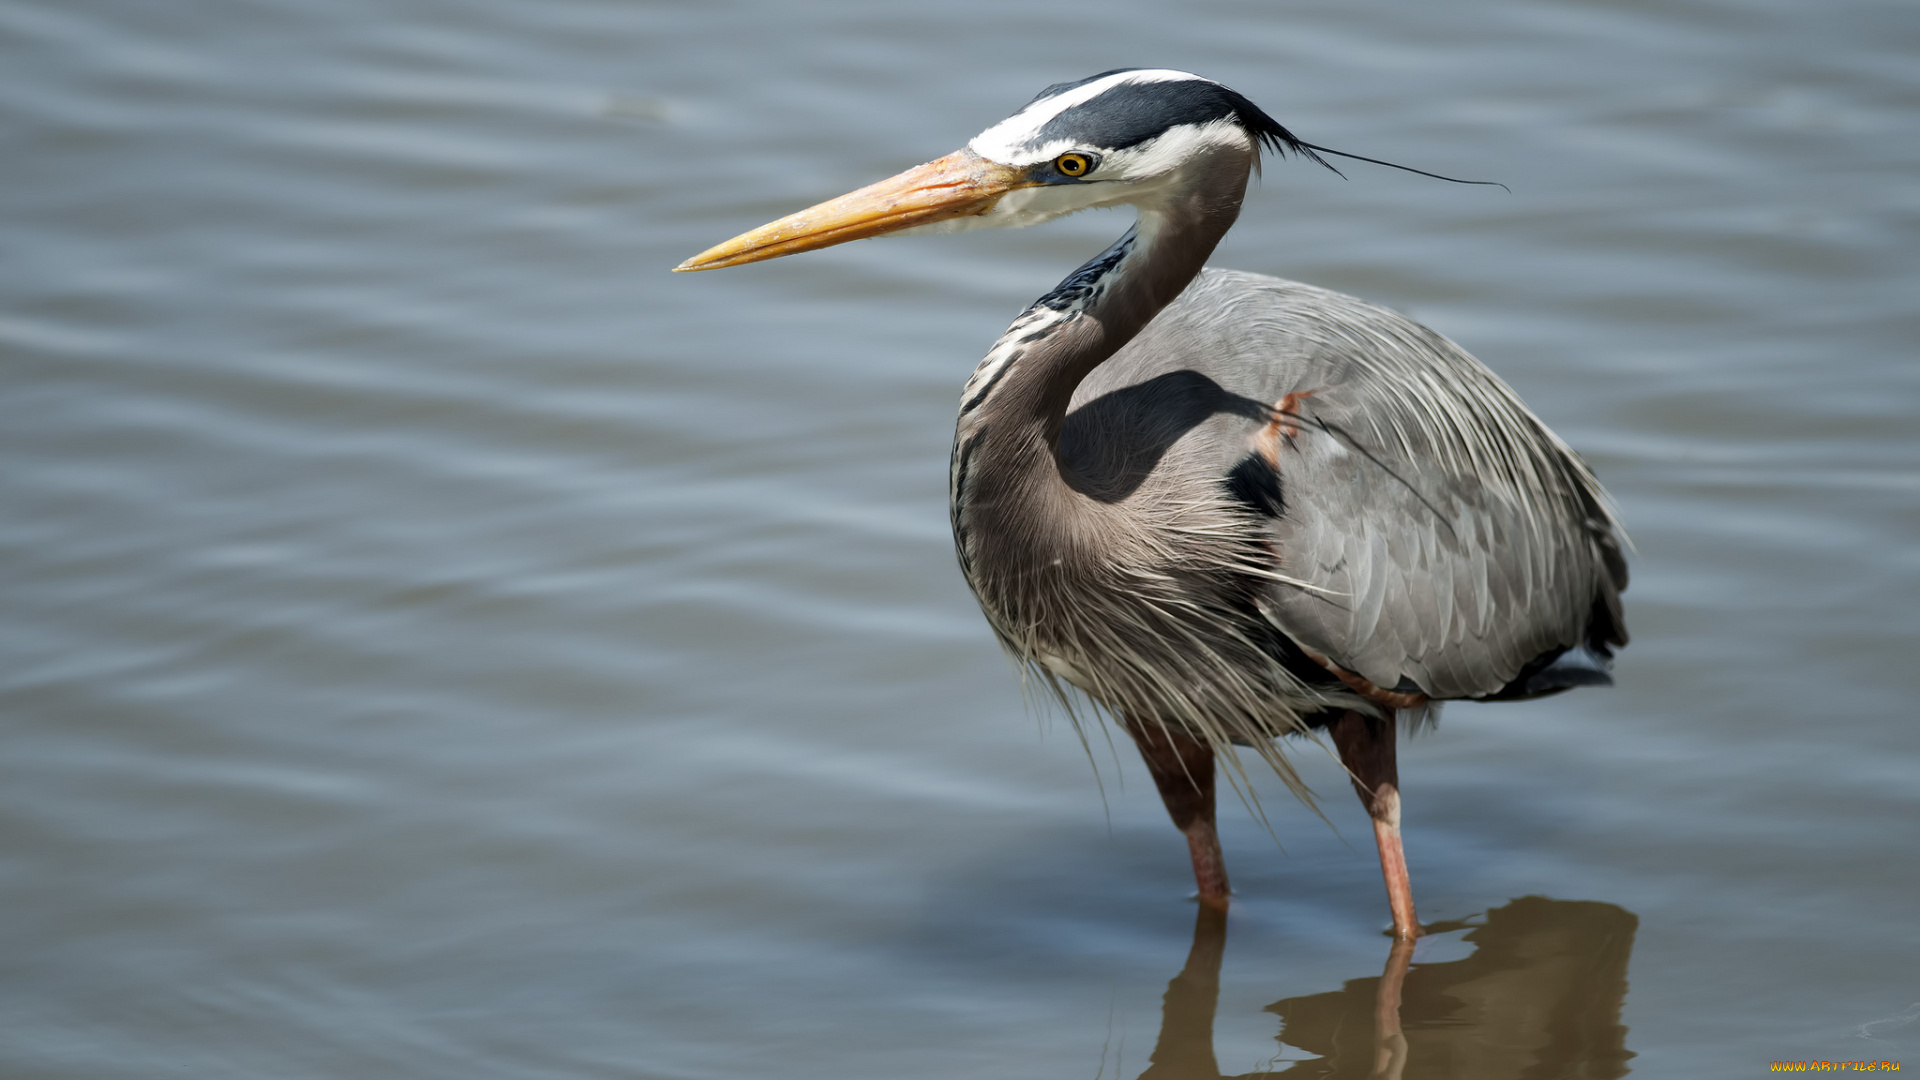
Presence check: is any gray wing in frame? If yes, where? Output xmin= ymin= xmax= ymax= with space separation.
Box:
xmin=1102 ymin=269 xmax=1628 ymax=700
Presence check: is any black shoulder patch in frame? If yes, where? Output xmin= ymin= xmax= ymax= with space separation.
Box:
xmin=1224 ymin=453 xmax=1284 ymax=517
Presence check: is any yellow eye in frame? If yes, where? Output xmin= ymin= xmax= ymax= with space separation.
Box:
xmin=1055 ymin=152 xmax=1092 ymax=177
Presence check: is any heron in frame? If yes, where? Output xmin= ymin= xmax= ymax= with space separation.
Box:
xmin=676 ymin=69 xmax=1627 ymax=939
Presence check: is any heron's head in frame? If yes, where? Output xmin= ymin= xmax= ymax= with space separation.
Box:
xmin=675 ymin=69 xmax=1332 ymax=272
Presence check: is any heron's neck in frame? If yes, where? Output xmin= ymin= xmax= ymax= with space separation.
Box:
xmin=957 ymin=168 xmax=1246 ymax=447
xmin=949 ymin=161 xmax=1247 ymax=583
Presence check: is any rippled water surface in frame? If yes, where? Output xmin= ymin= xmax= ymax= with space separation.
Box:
xmin=4 ymin=0 xmax=1918 ymax=1076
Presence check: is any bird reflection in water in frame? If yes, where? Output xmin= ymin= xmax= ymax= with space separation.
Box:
xmin=1127 ymin=896 xmax=1636 ymax=1079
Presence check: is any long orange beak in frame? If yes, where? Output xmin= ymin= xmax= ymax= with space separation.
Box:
xmin=674 ymin=149 xmax=1031 ymax=272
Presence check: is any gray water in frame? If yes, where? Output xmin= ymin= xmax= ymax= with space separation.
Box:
xmin=4 ymin=0 xmax=1918 ymax=1076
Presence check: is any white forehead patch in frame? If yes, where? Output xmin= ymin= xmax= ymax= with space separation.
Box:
xmin=968 ymin=69 xmax=1210 ymax=165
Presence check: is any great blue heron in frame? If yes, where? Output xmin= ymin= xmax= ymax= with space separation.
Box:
xmin=677 ymin=69 xmax=1627 ymax=939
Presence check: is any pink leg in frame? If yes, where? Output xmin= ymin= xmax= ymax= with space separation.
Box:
xmin=1123 ymin=717 xmax=1229 ymax=908
xmin=1330 ymin=710 xmax=1422 ymax=939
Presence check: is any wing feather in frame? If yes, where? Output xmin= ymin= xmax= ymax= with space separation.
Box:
xmin=1107 ymin=270 xmax=1627 ymax=701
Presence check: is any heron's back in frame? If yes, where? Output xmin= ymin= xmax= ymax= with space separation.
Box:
xmin=1061 ymin=268 xmax=1627 ymax=703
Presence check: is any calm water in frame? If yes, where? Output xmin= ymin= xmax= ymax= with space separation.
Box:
xmin=4 ymin=0 xmax=1917 ymax=1076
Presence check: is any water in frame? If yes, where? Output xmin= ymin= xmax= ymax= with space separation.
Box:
xmin=3 ymin=0 xmax=1917 ymax=1076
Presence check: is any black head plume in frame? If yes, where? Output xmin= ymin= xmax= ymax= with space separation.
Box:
xmin=1224 ymin=82 xmax=1510 ymax=192
xmin=1018 ymin=70 xmax=1507 ymax=191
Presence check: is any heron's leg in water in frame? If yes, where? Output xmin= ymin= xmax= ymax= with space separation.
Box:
xmin=1122 ymin=717 xmax=1229 ymax=908
xmin=1330 ymin=710 xmax=1422 ymax=939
